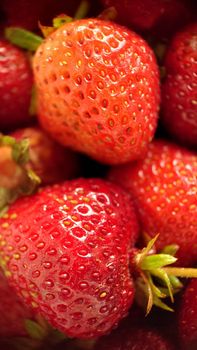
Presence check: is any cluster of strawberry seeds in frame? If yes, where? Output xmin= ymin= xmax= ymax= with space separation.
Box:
xmin=0 ymin=1 xmax=196 ymax=350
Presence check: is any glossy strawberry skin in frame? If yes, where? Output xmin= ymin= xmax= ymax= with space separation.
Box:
xmin=11 ymin=126 xmax=79 ymax=185
xmin=178 ymin=279 xmax=197 ymax=349
xmin=0 ymin=268 xmax=33 ymax=337
xmin=161 ymin=23 xmax=197 ymax=148
xmin=109 ymin=140 xmax=197 ymax=266
xmin=101 ymin=0 xmax=192 ymax=38
xmin=0 ymin=178 xmax=139 ymax=339
xmin=33 ymin=18 xmax=160 ymax=165
xmin=0 ymin=40 xmax=33 ymax=131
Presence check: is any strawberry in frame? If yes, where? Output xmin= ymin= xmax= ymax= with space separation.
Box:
xmin=0 ymin=127 xmax=79 ymax=213
xmin=161 ymin=23 xmax=197 ymax=147
xmin=108 ymin=139 xmax=197 ymax=266
xmin=0 ymin=268 xmax=33 ymax=337
xmin=33 ymin=18 xmax=160 ymax=165
xmin=94 ymin=312 xmax=175 ymax=350
xmin=101 ymin=0 xmax=192 ymax=38
xmin=11 ymin=126 xmax=79 ymax=185
xmin=178 ymin=279 xmax=197 ymax=349
xmin=0 ymin=178 xmax=139 ymax=338
xmin=0 ymin=40 xmax=33 ymax=131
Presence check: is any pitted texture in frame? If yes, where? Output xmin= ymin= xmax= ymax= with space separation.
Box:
xmin=162 ymin=23 xmax=197 ymax=147
xmin=178 ymin=279 xmax=197 ymax=349
xmin=0 ymin=269 xmax=33 ymax=337
xmin=0 ymin=40 xmax=33 ymax=130
xmin=109 ymin=140 xmax=197 ymax=266
xmin=33 ymin=18 xmax=160 ymax=164
xmin=0 ymin=178 xmax=139 ymax=338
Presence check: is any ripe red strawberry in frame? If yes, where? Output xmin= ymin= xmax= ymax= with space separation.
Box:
xmin=94 ymin=314 xmax=175 ymax=350
xmin=11 ymin=126 xmax=79 ymax=185
xmin=0 ymin=178 xmax=139 ymax=338
xmin=0 ymin=40 xmax=33 ymax=131
xmin=101 ymin=0 xmax=192 ymax=38
xmin=0 ymin=268 xmax=33 ymax=337
xmin=178 ymin=279 xmax=197 ymax=349
xmin=33 ymin=18 xmax=160 ymax=165
xmin=108 ymin=139 xmax=197 ymax=266
xmin=161 ymin=23 xmax=197 ymax=147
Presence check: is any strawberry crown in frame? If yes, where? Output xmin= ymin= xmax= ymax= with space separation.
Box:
xmin=0 ymin=134 xmax=40 ymax=217
xmin=5 ymin=1 xmax=117 ymax=52
xmin=133 ymin=234 xmax=197 ymax=313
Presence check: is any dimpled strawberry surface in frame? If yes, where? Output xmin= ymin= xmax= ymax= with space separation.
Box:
xmin=0 ymin=179 xmax=138 ymax=338
xmin=0 ymin=268 xmax=33 ymax=337
xmin=0 ymin=0 xmax=196 ymax=349
xmin=109 ymin=139 xmax=197 ymax=266
xmin=33 ymin=18 xmax=160 ymax=165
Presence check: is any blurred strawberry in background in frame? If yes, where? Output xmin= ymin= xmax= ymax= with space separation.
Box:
xmin=0 ymin=40 xmax=33 ymax=132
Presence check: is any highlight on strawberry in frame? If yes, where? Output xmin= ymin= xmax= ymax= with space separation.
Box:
xmin=0 ymin=1 xmax=196 ymax=349
xmin=0 ymin=178 xmax=196 ymax=342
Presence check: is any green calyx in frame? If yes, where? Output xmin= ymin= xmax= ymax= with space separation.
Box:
xmin=5 ymin=27 xmax=43 ymax=51
xmin=133 ymin=234 xmax=197 ymax=314
xmin=1 ymin=316 xmax=66 ymax=350
xmin=0 ymin=134 xmax=41 ymax=216
xmin=5 ymin=0 xmax=90 ymax=52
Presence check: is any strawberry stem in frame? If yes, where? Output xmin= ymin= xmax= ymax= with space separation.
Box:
xmin=163 ymin=267 xmax=197 ymax=278
xmin=74 ymin=0 xmax=90 ymax=20
xmin=5 ymin=27 xmax=43 ymax=51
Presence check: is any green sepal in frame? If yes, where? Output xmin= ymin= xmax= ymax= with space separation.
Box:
xmin=53 ymin=15 xmax=73 ymax=29
xmin=74 ymin=0 xmax=90 ymax=20
xmin=149 ymin=268 xmax=174 ymax=302
xmin=5 ymin=27 xmax=43 ymax=51
xmin=152 ymin=295 xmax=174 ymax=312
xmin=0 ymin=134 xmax=41 ymax=215
xmin=25 ymin=319 xmax=47 ymax=341
xmin=168 ymin=275 xmax=183 ymax=289
xmin=21 ymin=169 xmax=41 ymax=195
xmin=12 ymin=140 xmax=29 ymax=165
xmin=133 ymin=234 xmax=197 ymax=315
xmin=161 ymin=244 xmax=179 ymax=256
xmin=140 ymin=254 xmax=177 ymax=270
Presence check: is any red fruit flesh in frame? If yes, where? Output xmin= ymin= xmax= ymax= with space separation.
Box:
xmin=0 ymin=40 xmax=33 ymax=131
xmin=0 ymin=268 xmax=32 ymax=337
xmin=178 ymin=279 xmax=197 ymax=349
xmin=11 ymin=126 xmax=79 ymax=185
xmin=0 ymin=178 xmax=139 ymax=338
xmin=109 ymin=139 xmax=197 ymax=266
xmin=33 ymin=18 xmax=160 ymax=165
xmin=161 ymin=23 xmax=197 ymax=147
